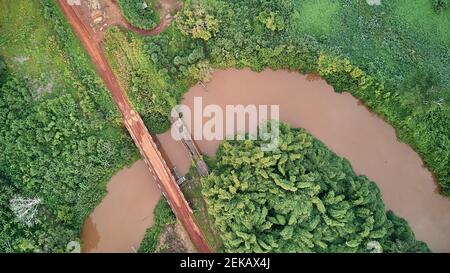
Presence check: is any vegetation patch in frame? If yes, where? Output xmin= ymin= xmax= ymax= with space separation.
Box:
xmin=394 ymin=0 xmax=450 ymax=46
xmin=291 ymin=0 xmax=339 ymax=36
xmin=432 ymin=0 xmax=450 ymax=12
xmin=0 ymin=0 xmax=137 ymax=252
xmin=117 ymin=0 xmax=160 ymax=30
xmin=182 ymin=166 xmax=224 ymax=252
xmin=103 ymin=25 xmax=211 ymax=133
xmin=0 ymin=0 xmax=73 ymax=93
xmin=202 ymin=123 xmax=429 ymax=253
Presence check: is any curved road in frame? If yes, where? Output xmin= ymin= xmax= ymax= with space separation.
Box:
xmin=57 ymin=0 xmax=211 ymax=253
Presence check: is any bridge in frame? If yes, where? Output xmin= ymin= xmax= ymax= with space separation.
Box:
xmin=171 ymin=117 xmax=210 ymax=177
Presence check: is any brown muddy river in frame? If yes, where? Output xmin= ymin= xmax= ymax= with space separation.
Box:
xmin=158 ymin=68 xmax=450 ymax=252
xmin=81 ymin=160 xmax=161 ymax=253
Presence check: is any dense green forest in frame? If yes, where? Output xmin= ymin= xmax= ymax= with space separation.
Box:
xmin=202 ymin=123 xmax=429 ymax=253
xmin=117 ymin=0 xmax=160 ymax=30
xmin=108 ymin=0 xmax=450 ymax=197
xmin=0 ymin=0 xmax=137 ymax=252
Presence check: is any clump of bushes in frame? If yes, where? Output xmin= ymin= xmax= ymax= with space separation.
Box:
xmin=117 ymin=0 xmax=160 ymax=30
xmin=432 ymin=0 xmax=450 ymax=11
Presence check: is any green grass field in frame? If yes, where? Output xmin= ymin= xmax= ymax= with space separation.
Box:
xmin=394 ymin=0 xmax=450 ymax=46
xmin=0 ymin=0 xmax=74 ymax=94
xmin=292 ymin=0 xmax=340 ymax=36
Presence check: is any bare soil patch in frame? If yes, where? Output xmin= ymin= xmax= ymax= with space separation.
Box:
xmin=157 ymin=221 xmax=197 ymax=253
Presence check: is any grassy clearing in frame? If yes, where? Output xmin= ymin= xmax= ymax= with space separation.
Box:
xmin=103 ymin=24 xmax=207 ymax=133
xmin=394 ymin=0 xmax=450 ymax=46
xmin=292 ymin=0 xmax=340 ymax=36
xmin=0 ymin=0 xmax=73 ymax=93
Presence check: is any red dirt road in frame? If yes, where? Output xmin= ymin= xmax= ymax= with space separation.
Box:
xmin=57 ymin=0 xmax=210 ymax=253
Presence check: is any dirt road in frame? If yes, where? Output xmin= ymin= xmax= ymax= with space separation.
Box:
xmin=57 ymin=0 xmax=210 ymax=253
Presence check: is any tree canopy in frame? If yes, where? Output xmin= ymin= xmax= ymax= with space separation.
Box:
xmin=175 ymin=1 xmax=219 ymax=41
xmin=202 ymin=123 xmax=429 ymax=253
xmin=117 ymin=0 xmax=160 ymax=30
